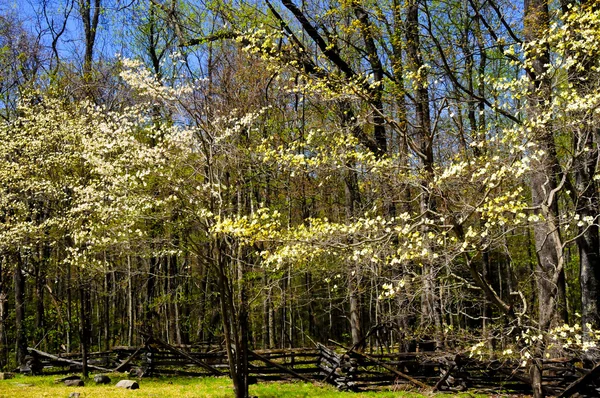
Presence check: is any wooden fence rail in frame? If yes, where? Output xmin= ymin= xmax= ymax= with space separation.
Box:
xmin=21 ymin=342 xmax=600 ymax=397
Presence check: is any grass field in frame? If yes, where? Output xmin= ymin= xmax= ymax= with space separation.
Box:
xmin=0 ymin=374 xmax=491 ymax=397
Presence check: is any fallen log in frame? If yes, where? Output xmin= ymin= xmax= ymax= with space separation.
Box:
xmin=27 ymin=348 xmax=112 ymax=373
xmin=328 ymin=340 xmax=431 ymax=391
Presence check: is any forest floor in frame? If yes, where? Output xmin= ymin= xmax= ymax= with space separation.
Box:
xmin=0 ymin=374 xmax=511 ymax=397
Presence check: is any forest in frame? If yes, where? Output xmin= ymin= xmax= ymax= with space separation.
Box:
xmin=1 ymin=0 xmax=600 ymax=397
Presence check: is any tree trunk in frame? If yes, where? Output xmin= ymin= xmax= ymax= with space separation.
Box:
xmin=530 ymin=357 xmax=544 ymax=398
xmin=104 ymin=271 xmax=110 ymax=351
xmin=564 ymin=1 xmax=600 ymax=333
xmin=349 ymin=271 xmax=363 ymax=348
xmin=79 ymin=0 xmax=100 ymax=78
xmin=127 ymin=255 xmax=134 ymax=346
xmin=577 ymin=147 xmax=600 ymax=332
xmin=67 ymin=262 xmax=72 ymax=353
xmin=145 ymin=256 xmax=157 ymax=333
xmin=341 ymin=105 xmax=364 ymax=349
xmin=34 ymin=247 xmax=47 ymax=347
xmin=405 ymin=0 xmax=442 ymax=348
xmin=79 ymin=282 xmax=90 ymax=378
xmin=269 ymin=287 xmax=276 ymax=349
xmin=524 ymin=0 xmax=567 ymax=331
xmin=15 ymin=253 xmax=27 ymax=366
xmin=0 ymin=254 xmax=7 ymax=368
xmin=524 ymin=0 xmax=564 ymax=395
xmin=214 ymin=238 xmax=249 ymax=398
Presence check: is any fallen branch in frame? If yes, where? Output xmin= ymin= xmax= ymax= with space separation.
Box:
xmin=27 ymin=347 xmax=112 ymax=373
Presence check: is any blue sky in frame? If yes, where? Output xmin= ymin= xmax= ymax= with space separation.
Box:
xmin=6 ymin=0 xmax=127 ymax=67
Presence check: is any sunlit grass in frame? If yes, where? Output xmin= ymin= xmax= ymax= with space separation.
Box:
xmin=0 ymin=374 xmax=490 ymax=397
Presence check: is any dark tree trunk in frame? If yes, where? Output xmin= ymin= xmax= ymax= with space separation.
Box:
xmin=104 ymin=271 xmax=110 ymax=351
xmin=14 ymin=253 xmax=27 ymax=366
xmin=352 ymin=0 xmax=386 ymax=157
xmin=0 ymin=254 xmax=7 ymax=368
xmin=405 ymin=0 xmax=442 ymax=348
xmin=34 ymin=247 xmax=48 ymax=346
xmin=524 ymin=0 xmax=565 ymax=396
xmin=563 ymin=1 xmax=600 ymax=333
xmin=577 ymin=155 xmax=600 ymax=332
xmin=79 ymin=0 xmax=100 ymax=78
xmin=524 ymin=0 xmax=567 ymax=331
xmin=340 ymin=102 xmax=365 ymax=349
xmin=67 ymin=262 xmax=72 ymax=353
xmin=79 ymin=283 xmax=90 ymax=378
xmin=214 ymin=238 xmax=249 ymax=398
xmin=345 ymin=166 xmax=363 ymax=348
xmin=145 ymin=256 xmax=157 ymax=333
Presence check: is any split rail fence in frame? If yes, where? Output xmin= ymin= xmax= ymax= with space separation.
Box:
xmin=20 ymin=339 xmax=600 ymax=397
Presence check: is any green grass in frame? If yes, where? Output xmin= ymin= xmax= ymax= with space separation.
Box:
xmin=0 ymin=374 xmax=497 ymax=397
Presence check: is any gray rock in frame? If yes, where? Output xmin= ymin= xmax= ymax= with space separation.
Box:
xmin=64 ymin=379 xmax=84 ymax=387
xmin=93 ymin=374 xmax=111 ymax=384
xmin=69 ymin=393 xmax=81 ymax=398
xmin=116 ymin=380 xmax=139 ymax=389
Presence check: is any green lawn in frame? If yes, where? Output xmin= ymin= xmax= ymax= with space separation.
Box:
xmin=0 ymin=374 xmax=493 ymax=397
